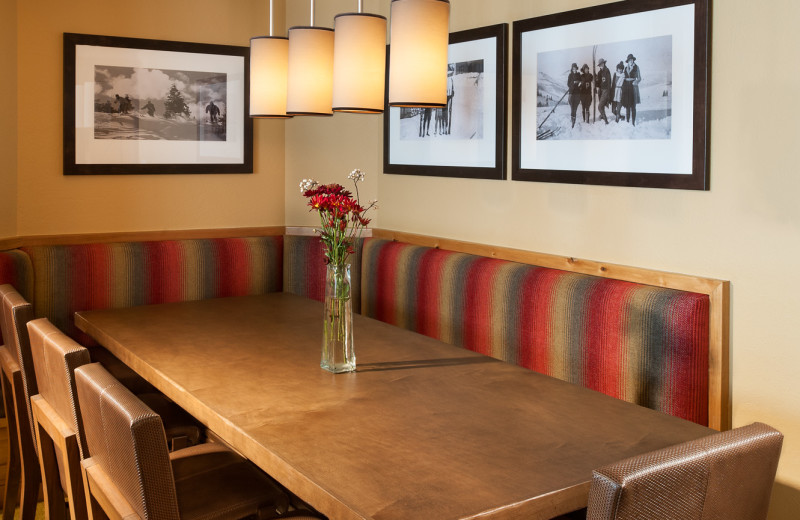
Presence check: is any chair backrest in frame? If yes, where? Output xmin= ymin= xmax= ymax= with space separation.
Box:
xmin=28 ymin=318 xmax=91 ymax=520
xmin=75 ymin=362 xmax=180 ymax=520
xmin=28 ymin=318 xmax=92 ymax=457
xmin=587 ymin=422 xmax=784 ymax=520
xmin=1 ymin=283 xmax=38 ymax=452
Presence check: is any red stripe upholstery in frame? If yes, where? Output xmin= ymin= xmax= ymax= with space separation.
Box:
xmin=361 ymin=239 xmax=710 ymax=425
xmin=21 ymin=237 xmax=283 ymax=343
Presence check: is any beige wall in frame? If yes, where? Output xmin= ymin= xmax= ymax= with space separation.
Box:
xmin=10 ymin=0 xmax=286 ymax=238
xmin=284 ymin=0 xmax=800 ymax=517
xmin=0 ymin=0 xmax=18 ymax=238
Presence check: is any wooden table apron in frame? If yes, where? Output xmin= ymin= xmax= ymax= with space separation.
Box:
xmin=75 ymin=293 xmax=711 ymax=520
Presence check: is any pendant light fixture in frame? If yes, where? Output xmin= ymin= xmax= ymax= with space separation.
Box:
xmin=332 ymin=1 xmax=387 ymax=113
xmin=287 ymin=0 xmax=334 ymax=116
xmin=250 ymin=0 xmax=292 ymax=118
xmin=388 ymin=0 xmax=450 ymax=108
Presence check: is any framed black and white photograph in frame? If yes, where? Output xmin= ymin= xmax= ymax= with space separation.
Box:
xmin=384 ymin=24 xmax=508 ymax=180
xmin=64 ymin=33 xmax=252 ymax=175
xmin=512 ymin=0 xmax=709 ymax=190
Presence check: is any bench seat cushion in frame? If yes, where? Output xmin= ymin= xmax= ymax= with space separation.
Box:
xmin=361 ymin=239 xmax=710 ymax=425
xmin=22 ymin=237 xmax=283 ymax=343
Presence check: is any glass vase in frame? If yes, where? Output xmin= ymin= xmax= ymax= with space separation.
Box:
xmin=321 ymin=263 xmax=356 ymax=373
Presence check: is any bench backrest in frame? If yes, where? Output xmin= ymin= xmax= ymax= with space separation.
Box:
xmin=21 ymin=237 xmax=283 ymax=342
xmin=361 ymin=239 xmax=710 ymax=426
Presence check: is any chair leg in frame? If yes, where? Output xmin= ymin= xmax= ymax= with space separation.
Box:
xmin=12 ymin=374 xmax=41 ymax=520
xmin=35 ymin=421 xmax=66 ymax=520
xmin=1 ymin=374 xmax=20 ymax=520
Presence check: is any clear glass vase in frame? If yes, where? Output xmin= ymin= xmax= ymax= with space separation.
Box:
xmin=321 ymin=263 xmax=355 ymax=373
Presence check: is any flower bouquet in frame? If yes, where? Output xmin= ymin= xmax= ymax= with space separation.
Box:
xmin=300 ymin=169 xmax=377 ymax=373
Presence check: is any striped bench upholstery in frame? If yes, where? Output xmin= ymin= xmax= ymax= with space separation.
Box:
xmin=0 ymin=249 xmax=34 ymax=302
xmin=21 ymin=237 xmax=284 ymax=343
xmin=283 ymin=235 xmax=364 ymax=313
xmin=361 ymin=239 xmax=710 ymax=425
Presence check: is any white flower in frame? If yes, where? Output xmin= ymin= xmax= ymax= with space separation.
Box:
xmin=299 ymin=178 xmax=318 ymax=193
xmin=347 ymin=168 xmax=365 ymax=183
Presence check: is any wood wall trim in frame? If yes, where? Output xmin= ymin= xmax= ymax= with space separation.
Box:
xmin=372 ymin=228 xmax=731 ymax=431
xmin=0 ymin=226 xmax=285 ymax=249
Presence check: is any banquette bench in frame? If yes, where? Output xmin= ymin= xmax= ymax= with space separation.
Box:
xmin=0 ymin=228 xmax=729 ymax=441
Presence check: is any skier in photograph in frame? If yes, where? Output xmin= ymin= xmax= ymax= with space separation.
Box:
xmin=142 ymin=100 xmax=155 ymax=117
xmin=418 ymin=107 xmax=432 ymax=137
xmin=567 ymin=62 xmax=582 ymax=128
xmin=445 ymin=66 xmax=455 ymax=134
xmin=206 ymin=100 xmax=221 ymax=124
xmin=612 ymin=61 xmax=625 ymax=122
xmin=595 ymin=58 xmax=611 ymax=125
xmin=622 ymin=53 xmax=642 ymax=126
xmin=115 ymin=94 xmax=128 ymax=115
xmin=579 ymin=64 xmax=593 ymax=124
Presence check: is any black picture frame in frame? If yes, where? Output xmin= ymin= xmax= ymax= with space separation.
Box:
xmin=383 ymin=23 xmax=508 ymax=180
xmin=64 ymin=33 xmax=253 ymax=175
xmin=512 ymin=0 xmax=710 ymax=190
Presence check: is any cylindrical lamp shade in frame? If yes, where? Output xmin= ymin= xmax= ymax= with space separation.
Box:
xmin=333 ymin=13 xmax=387 ymax=113
xmin=388 ymin=0 xmax=450 ymax=108
xmin=250 ymin=36 xmax=292 ymax=118
xmin=287 ymin=26 xmax=335 ymax=116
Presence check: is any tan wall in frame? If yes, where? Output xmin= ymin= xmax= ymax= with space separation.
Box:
xmin=0 ymin=0 xmax=18 ymax=238
xmin=284 ymin=0 xmax=800 ymax=517
xmin=12 ymin=0 xmax=286 ymax=238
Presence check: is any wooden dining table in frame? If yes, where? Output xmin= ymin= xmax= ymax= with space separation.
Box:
xmin=75 ymin=293 xmax=712 ymax=520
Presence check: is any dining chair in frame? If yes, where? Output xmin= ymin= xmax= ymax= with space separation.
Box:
xmin=27 ymin=318 xmax=91 ymax=520
xmin=585 ymin=422 xmax=783 ymax=520
xmin=0 ymin=284 xmax=41 ymax=520
xmin=0 ymin=335 xmax=23 ymax=520
xmin=74 ymin=361 xmax=293 ymax=520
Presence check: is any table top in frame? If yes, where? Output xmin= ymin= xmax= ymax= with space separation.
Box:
xmin=75 ymin=293 xmax=711 ymax=520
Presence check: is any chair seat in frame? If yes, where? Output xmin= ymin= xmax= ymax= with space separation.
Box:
xmin=171 ymin=443 xmax=289 ymax=520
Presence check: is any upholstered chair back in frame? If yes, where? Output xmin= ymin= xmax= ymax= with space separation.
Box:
xmin=75 ymin=362 xmax=181 ymax=520
xmin=28 ymin=318 xmax=92 ymax=457
xmin=1 ymin=284 xmax=38 ymax=451
xmin=587 ymin=422 xmax=783 ymax=520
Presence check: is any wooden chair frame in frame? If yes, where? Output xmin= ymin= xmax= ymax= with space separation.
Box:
xmin=0 ymin=346 xmax=21 ymax=520
xmin=31 ymin=394 xmax=87 ymax=520
xmin=80 ymin=457 xmax=137 ymax=520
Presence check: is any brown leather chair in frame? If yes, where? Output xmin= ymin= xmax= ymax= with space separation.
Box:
xmin=27 ymin=318 xmax=91 ymax=520
xmin=0 ymin=284 xmax=41 ymax=520
xmin=74 ymin=362 xmax=292 ymax=520
xmin=585 ymin=422 xmax=783 ymax=520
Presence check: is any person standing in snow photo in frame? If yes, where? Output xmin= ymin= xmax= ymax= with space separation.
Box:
xmin=622 ymin=53 xmax=642 ymax=126
xmin=579 ymin=63 xmax=593 ymax=124
xmin=595 ymin=58 xmax=611 ymax=124
xmin=567 ymin=62 xmax=582 ymax=128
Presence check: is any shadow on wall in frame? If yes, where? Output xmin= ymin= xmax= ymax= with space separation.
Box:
xmin=769 ymin=482 xmax=800 ymax=519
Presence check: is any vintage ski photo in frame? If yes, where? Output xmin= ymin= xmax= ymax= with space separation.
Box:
xmin=94 ymin=65 xmax=228 ymax=141
xmin=536 ymin=34 xmax=672 ymax=141
xmin=398 ymin=59 xmax=484 ymax=141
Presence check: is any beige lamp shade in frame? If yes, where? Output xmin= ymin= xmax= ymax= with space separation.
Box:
xmin=250 ymin=36 xmax=292 ymax=118
xmin=333 ymin=13 xmax=387 ymax=113
xmin=388 ymin=0 xmax=450 ymax=108
xmin=287 ymin=26 xmax=335 ymax=116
